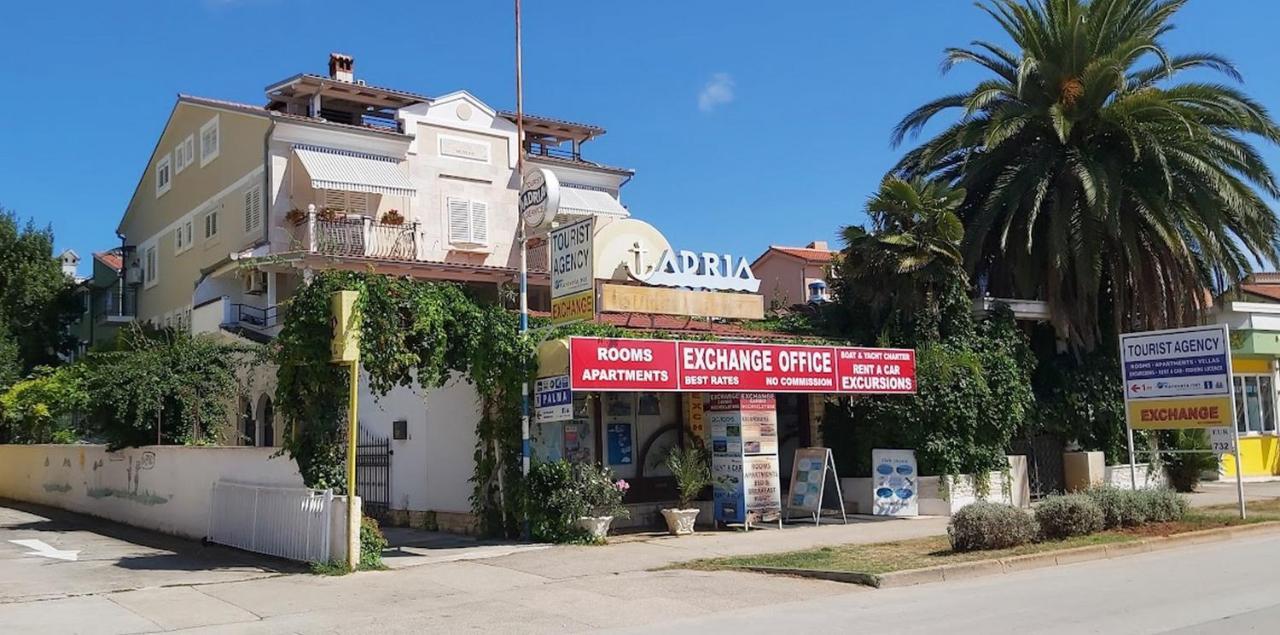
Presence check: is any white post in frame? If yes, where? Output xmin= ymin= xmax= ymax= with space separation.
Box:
xmin=307 ymin=204 xmax=317 ymax=253
xmin=361 ymin=217 xmax=373 ymax=257
xmin=1126 ymin=424 xmax=1138 ymax=491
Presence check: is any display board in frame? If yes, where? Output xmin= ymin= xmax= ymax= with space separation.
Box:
xmin=533 ymin=375 xmax=572 ymax=424
xmin=550 ymin=217 xmax=594 ymax=325
xmin=871 ymin=449 xmax=918 ymax=516
xmin=709 ymin=393 xmax=781 ymax=527
xmin=784 ymin=447 xmax=847 ymax=525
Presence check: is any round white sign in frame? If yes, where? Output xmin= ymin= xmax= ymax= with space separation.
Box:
xmin=520 ymin=168 xmax=560 ymax=229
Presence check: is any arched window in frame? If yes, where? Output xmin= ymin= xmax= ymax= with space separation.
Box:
xmin=258 ymin=395 xmax=275 ymax=448
xmin=240 ymin=397 xmax=256 ymax=446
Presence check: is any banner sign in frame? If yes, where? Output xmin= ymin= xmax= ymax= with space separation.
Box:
xmin=1120 ymin=325 xmax=1234 ymax=430
xmin=709 ymin=393 xmax=781 ymax=526
xmin=533 ymin=375 xmax=572 ymax=424
xmin=550 ymin=217 xmax=594 ymax=325
xmin=569 ymin=337 xmax=916 ymax=394
xmin=871 ymin=449 xmax=918 ymax=516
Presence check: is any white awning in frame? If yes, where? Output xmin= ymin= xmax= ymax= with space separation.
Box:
xmin=559 ymin=185 xmax=629 ymax=218
xmin=293 ymin=144 xmax=416 ymax=198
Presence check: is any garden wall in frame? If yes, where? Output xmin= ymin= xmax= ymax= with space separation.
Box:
xmin=841 ymin=455 xmax=1031 ymax=516
xmin=0 ymin=444 xmax=305 ymax=541
xmin=1103 ymin=462 xmax=1167 ymax=489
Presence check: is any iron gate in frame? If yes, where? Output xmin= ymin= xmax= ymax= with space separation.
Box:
xmin=1011 ymin=433 xmax=1066 ymax=498
xmin=356 ymin=429 xmax=391 ymax=521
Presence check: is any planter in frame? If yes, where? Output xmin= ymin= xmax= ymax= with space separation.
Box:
xmin=660 ymin=508 xmax=700 ymax=536
xmin=576 ymin=515 xmax=613 ymax=540
xmin=1063 ymin=451 xmax=1106 ymax=492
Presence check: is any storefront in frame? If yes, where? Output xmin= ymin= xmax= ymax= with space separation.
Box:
xmin=1215 ymin=295 xmax=1280 ymax=478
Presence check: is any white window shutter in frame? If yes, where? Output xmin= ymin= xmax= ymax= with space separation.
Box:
xmin=348 ymin=192 xmax=369 ymax=216
xmin=322 ymin=190 xmax=346 ymax=211
xmin=470 ymin=201 xmax=488 ymax=244
xmin=448 ymin=198 xmax=471 ymax=243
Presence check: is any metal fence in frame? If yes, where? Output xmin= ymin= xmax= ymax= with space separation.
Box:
xmin=356 ymin=429 xmax=391 ymax=521
xmin=207 ymin=481 xmax=334 ymax=562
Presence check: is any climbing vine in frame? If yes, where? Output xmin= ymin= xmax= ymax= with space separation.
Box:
xmin=273 ymin=271 xmax=534 ymax=537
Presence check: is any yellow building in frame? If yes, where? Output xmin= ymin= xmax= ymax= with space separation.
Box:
xmin=1216 ymin=277 xmax=1280 ymax=478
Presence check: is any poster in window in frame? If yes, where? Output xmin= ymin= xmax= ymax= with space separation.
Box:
xmin=607 ymin=423 xmax=633 ymax=465
xmin=605 ymin=393 xmax=633 ymax=418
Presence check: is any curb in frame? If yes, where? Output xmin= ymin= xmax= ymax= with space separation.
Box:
xmin=737 ymin=521 xmax=1280 ymax=589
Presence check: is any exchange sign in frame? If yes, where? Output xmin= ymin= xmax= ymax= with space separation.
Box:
xmin=550 ymin=216 xmax=595 ymax=325
xmin=1119 ymin=325 xmax=1233 ymax=429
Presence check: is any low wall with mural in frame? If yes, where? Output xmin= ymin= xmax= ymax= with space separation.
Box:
xmin=0 ymin=445 xmax=305 ymax=541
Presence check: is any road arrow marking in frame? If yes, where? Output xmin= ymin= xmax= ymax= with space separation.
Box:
xmin=9 ymin=539 xmax=80 ymax=561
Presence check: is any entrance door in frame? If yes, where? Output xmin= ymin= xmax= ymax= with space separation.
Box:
xmin=776 ymin=393 xmax=811 ymax=491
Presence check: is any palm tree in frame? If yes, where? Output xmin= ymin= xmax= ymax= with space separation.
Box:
xmin=893 ymin=0 xmax=1280 ymax=351
xmin=837 ymin=176 xmax=967 ymax=338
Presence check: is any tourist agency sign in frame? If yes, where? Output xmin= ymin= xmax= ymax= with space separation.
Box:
xmin=550 ymin=216 xmax=594 ymax=325
xmin=1119 ymin=325 xmax=1233 ymax=429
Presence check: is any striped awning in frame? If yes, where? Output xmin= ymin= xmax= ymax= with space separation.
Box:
xmin=559 ymin=185 xmax=628 ymax=217
xmin=293 ymin=144 xmax=416 ymax=198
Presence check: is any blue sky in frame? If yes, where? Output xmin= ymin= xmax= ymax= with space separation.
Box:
xmin=2 ymin=0 xmax=1278 ymax=274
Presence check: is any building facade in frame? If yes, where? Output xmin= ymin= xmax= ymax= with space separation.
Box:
xmin=1213 ymin=274 xmax=1280 ymax=478
xmin=750 ymin=241 xmax=834 ymax=309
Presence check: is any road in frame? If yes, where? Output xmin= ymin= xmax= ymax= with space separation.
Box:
xmin=607 ymin=533 xmax=1280 ymax=635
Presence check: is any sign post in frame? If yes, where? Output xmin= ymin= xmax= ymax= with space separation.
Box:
xmin=1119 ymin=324 xmax=1244 ymax=518
xmin=330 ymin=290 xmax=361 ymax=570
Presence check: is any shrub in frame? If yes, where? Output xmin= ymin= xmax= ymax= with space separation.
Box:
xmin=526 ymin=460 xmax=588 ymax=543
xmin=948 ymin=501 xmax=1037 ymax=552
xmin=359 ymin=516 xmax=388 ymax=570
xmin=1035 ymin=494 xmax=1104 ymax=540
xmin=1160 ymin=430 xmax=1218 ymax=492
xmin=1140 ymin=488 xmax=1189 ymax=523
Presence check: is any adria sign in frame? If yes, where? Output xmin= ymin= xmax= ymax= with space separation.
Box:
xmin=569 ymin=337 xmax=916 ymax=394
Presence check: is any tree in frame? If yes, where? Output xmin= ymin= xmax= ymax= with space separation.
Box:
xmin=0 ymin=209 xmax=80 ymax=370
xmin=893 ymin=0 xmax=1280 ymax=352
xmin=0 ymin=365 xmax=88 ymax=444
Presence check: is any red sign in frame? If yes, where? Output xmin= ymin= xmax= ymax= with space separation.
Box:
xmin=568 ymin=337 xmax=916 ymax=394
xmin=568 ymin=337 xmax=679 ymax=391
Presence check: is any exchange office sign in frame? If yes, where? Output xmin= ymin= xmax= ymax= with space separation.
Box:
xmin=550 ymin=216 xmax=594 ymax=325
xmin=1120 ymin=325 xmax=1234 ymax=429
xmin=568 ymin=336 xmax=916 ymax=394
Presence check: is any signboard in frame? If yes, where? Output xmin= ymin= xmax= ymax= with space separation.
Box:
xmin=1120 ymin=325 xmax=1233 ymax=430
xmin=533 ymin=375 xmax=572 ymax=424
xmin=709 ymin=393 xmax=780 ymax=526
xmin=630 ymin=248 xmax=761 ymax=293
xmin=600 ymin=283 xmax=765 ymax=320
xmin=871 ymin=449 xmax=918 ymax=516
xmin=784 ymin=447 xmax=847 ymax=525
xmin=1209 ymin=427 xmax=1237 ymax=455
xmin=329 ymin=291 xmax=360 ymax=364
xmin=550 ymin=217 xmax=594 ymax=325
xmin=606 ymin=422 xmax=633 ymax=466
xmin=568 ymin=337 xmax=916 ymax=394
xmin=519 ymin=167 xmax=560 ymax=230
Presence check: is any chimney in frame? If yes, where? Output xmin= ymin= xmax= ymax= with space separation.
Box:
xmin=806 ymin=240 xmax=829 ymax=251
xmin=328 ymin=53 xmax=354 ymax=82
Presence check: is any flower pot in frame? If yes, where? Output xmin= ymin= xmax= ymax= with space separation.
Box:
xmin=661 ymin=508 xmax=699 ymax=536
xmin=576 ymin=515 xmax=613 ymax=540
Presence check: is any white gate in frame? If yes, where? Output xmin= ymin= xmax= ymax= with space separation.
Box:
xmin=208 ymin=481 xmax=334 ymax=562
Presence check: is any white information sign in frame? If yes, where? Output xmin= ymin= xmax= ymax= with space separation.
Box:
xmin=871 ymin=449 xmax=918 ymax=517
xmin=784 ymin=447 xmax=847 ymax=525
xmin=534 ymin=375 xmax=572 ymax=424
xmin=1209 ymin=426 xmax=1237 ymax=455
xmin=550 ymin=216 xmax=595 ymax=325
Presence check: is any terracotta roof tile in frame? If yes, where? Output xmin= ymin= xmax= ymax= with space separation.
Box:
xmin=1240 ymin=283 xmax=1280 ymax=302
xmin=93 ymin=251 xmax=123 ymax=271
xmin=770 ymin=246 xmax=835 ymax=264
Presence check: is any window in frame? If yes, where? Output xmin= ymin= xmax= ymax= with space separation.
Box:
xmin=175 ymin=220 xmax=193 ymax=254
xmin=200 ymin=116 xmax=220 ymax=167
xmin=155 ymin=154 xmax=172 ymax=197
xmin=204 ymin=210 xmax=219 ymax=239
xmin=446 ymin=197 xmax=488 ymax=246
xmin=244 ymin=186 xmax=263 ymax=233
xmin=175 ymin=135 xmax=195 ymax=173
xmin=1233 ymin=374 xmax=1277 ymax=434
xmin=143 ymin=245 xmax=158 ymax=288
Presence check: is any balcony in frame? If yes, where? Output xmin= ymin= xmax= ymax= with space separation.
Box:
xmin=95 ymin=287 xmax=137 ymax=324
xmin=297 ymin=210 xmax=418 ymax=261
xmin=231 ymin=304 xmax=282 ymax=330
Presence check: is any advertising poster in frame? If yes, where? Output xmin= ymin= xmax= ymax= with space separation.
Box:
xmin=533 ymin=375 xmax=572 ymax=424
xmin=872 ymin=449 xmax=918 ymax=516
xmin=744 ymin=455 xmax=782 ymax=521
xmin=606 ymin=423 xmax=633 ymax=466
xmin=712 ymin=455 xmax=744 ymax=524
xmin=550 ymin=217 xmax=595 ymax=325
xmin=708 ymin=393 xmax=780 ymax=525
xmin=787 ymin=448 xmax=830 ymax=513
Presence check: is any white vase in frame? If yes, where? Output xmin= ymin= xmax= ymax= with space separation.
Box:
xmin=577 ymin=515 xmax=613 ymax=540
xmin=661 ymin=508 xmax=699 ymax=536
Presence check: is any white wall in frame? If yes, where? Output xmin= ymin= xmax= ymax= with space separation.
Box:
xmin=1104 ymin=463 xmax=1167 ymax=490
xmin=0 ymin=445 xmax=304 ymax=540
xmin=357 ymin=371 xmax=482 ymax=514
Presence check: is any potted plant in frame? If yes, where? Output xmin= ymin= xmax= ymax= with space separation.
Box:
xmin=381 ymin=209 xmax=405 ymax=225
xmin=317 ymin=207 xmax=341 ymax=222
xmin=576 ymin=463 xmax=629 ymax=541
xmin=285 ymin=208 xmax=307 ymax=225
xmin=661 ymin=446 xmax=711 ymax=535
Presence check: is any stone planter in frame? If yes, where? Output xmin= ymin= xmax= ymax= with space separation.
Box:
xmin=1064 ymin=451 xmax=1106 ymax=492
xmin=576 ymin=515 xmax=614 ymax=540
xmin=660 ymin=508 xmax=700 ymax=536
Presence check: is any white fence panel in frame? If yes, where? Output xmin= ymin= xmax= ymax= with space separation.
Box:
xmin=208 ymin=481 xmax=334 ymax=563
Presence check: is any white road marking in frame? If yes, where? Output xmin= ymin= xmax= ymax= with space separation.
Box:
xmin=9 ymin=539 xmax=80 ymax=561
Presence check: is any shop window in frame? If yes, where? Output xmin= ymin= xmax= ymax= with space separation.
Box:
xmin=1233 ymin=375 xmax=1277 ymax=434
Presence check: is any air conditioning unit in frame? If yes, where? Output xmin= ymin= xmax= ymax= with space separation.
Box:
xmin=244 ymin=271 xmax=268 ymax=295
xmin=124 ymin=265 xmax=143 ymax=285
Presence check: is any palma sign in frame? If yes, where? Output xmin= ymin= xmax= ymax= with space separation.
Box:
xmin=630 ymin=249 xmax=761 ymax=293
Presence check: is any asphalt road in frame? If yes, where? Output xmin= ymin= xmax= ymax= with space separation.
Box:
xmin=607 ymin=533 xmax=1280 ymax=634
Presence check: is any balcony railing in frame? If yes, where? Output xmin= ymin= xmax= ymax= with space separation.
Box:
xmin=526 ymin=141 xmax=579 ymax=161
xmin=95 ymin=287 xmax=137 ymax=323
xmin=299 ymin=208 xmax=418 ymax=261
xmin=232 ymin=304 xmax=282 ymax=330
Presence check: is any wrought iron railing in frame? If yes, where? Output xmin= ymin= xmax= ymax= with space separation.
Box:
xmin=232 ymin=304 xmax=281 ymax=330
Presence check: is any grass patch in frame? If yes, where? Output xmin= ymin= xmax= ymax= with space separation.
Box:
xmin=308 ymin=560 xmax=388 ymax=576
xmin=682 ymin=499 xmax=1280 ymax=577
